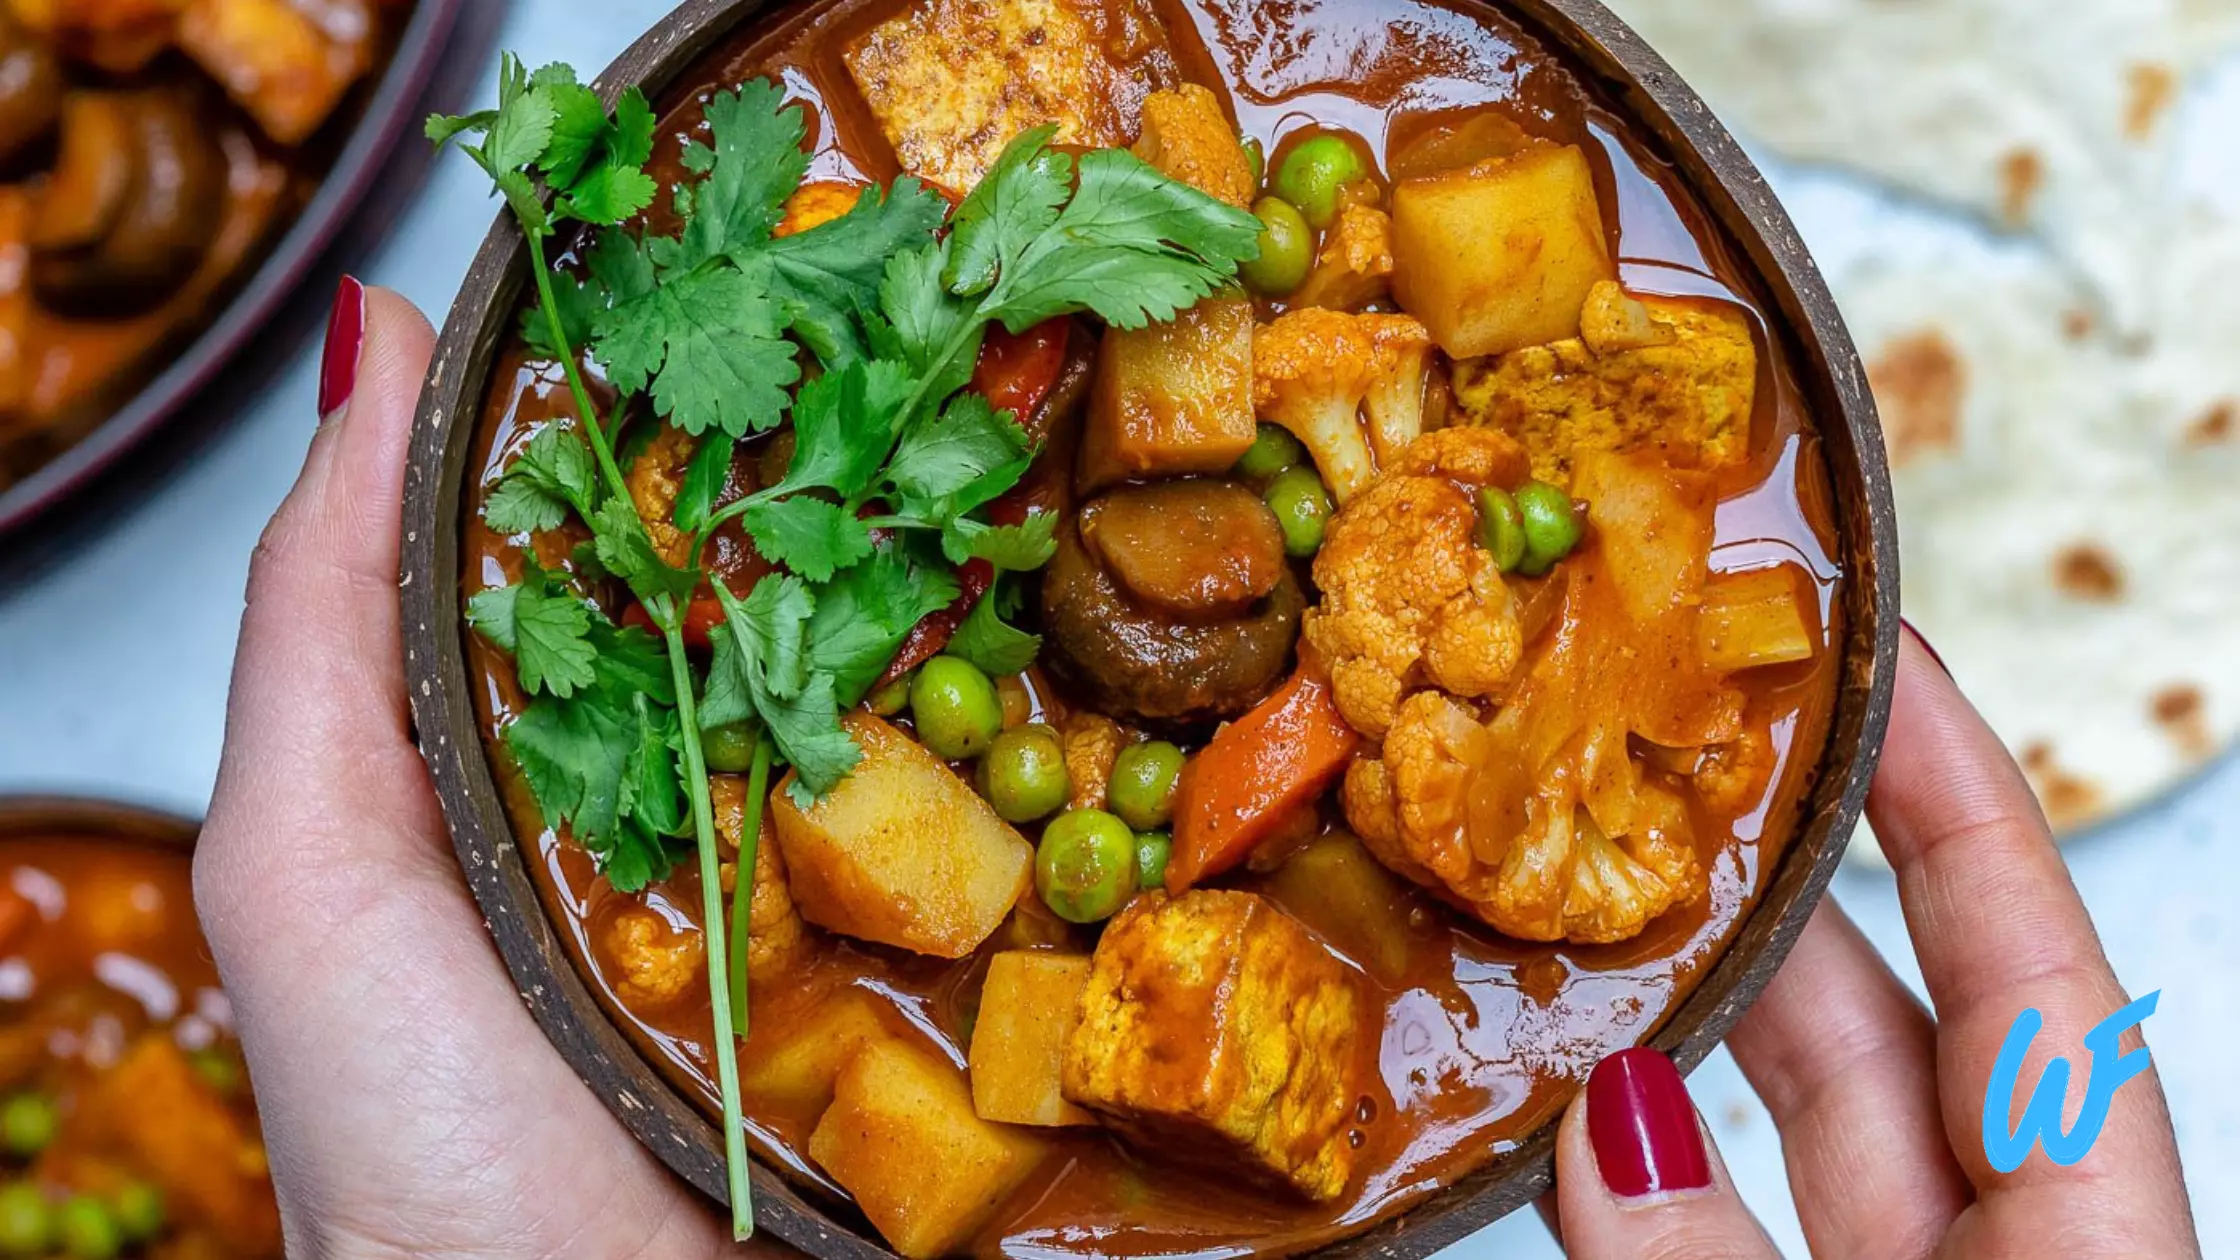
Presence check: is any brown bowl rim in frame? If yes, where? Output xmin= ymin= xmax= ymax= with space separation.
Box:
xmin=0 ymin=0 xmax=480 ymax=542
xmin=400 ymin=0 xmax=1900 ymax=1254
xmin=0 ymin=795 xmax=199 ymax=855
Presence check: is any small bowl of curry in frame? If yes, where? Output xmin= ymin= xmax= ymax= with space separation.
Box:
xmin=0 ymin=797 xmax=281 ymax=1260
xmin=403 ymin=0 xmax=1899 ymax=1256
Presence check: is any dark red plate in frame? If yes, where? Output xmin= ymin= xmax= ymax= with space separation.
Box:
xmin=0 ymin=0 xmax=507 ymax=557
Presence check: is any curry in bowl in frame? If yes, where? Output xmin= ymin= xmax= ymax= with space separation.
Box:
xmin=437 ymin=0 xmax=1848 ymax=1253
xmin=0 ymin=0 xmax=415 ymax=497
xmin=0 ymin=812 xmax=279 ymax=1259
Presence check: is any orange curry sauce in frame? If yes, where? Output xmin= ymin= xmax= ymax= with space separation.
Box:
xmin=459 ymin=0 xmax=1843 ymax=1253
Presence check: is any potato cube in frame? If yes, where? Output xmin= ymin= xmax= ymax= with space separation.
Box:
xmin=1390 ymin=144 xmax=1614 ymax=359
xmin=843 ymin=0 xmax=1177 ymax=194
xmin=1699 ymin=566 xmax=1818 ymax=672
xmin=1078 ymin=294 xmax=1257 ymax=493
xmin=742 ymin=990 xmax=893 ymax=1116
xmin=177 ymin=0 xmax=375 ymax=146
xmin=810 ymin=1041 xmax=1045 ymax=1259
xmin=773 ymin=714 xmax=1033 ymax=958
xmin=1262 ymin=833 xmax=1416 ymax=985
xmin=1062 ymin=890 xmax=1365 ymax=1201
xmin=969 ymin=952 xmax=1095 ymax=1127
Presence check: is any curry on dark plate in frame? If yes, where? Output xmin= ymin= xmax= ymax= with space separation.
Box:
xmin=0 ymin=828 xmax=280 ymax=1259
xmin=0 ymin=0 xmax=415 ymax=496
xmin=444 ymin=0 xmax=1843 ymax=1254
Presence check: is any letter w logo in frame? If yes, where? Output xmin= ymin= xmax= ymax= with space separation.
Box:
xmin=1981 ymin=990 xmax=2161 ymax=1174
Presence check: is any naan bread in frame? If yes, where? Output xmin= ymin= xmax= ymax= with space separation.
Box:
xmin=1605 ymin=0 xmax=2240 ymax=330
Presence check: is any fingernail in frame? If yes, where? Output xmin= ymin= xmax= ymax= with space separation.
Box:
xmin=1900 ymin=618 xmax=1951 ymax=678
xmin=1587 ymin=1048 xmax=1711 ymax=1200
xmin=319 ymin=275 xmax=366 ymax=419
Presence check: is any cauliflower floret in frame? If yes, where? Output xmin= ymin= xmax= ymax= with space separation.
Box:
xmin=1293 ymin=204 xmax=1395 ymax=312
xmin=602 ymin=905 xmax=706 ymax=1011
xmin=1451 ymin=280 xmax=1756 ymax=487
xmin=625 ymin=422 xmax=699 ymax=568
xmin=713 ymin=773 xmax=809 ymax=984
xmin=1252 ymin=309 xmax=1433 ymax=504
xmin=1302 ymin=427 xmax=1530 ymax=738
xmin=1131 ymin=85 xmax=1254 ymax=207
xmin=1342 ymin=693 xmax=1704 ymax=945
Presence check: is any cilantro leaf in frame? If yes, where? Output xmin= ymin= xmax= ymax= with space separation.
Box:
xmin=946 ymin=579 xmax=1042 ymax=676
xmin=484 ymin=424 xmax=597 ymax=534
xmin=740 ymin=498 xmax=874 ymax=584
xmin=876 ymin=243 xmax=983 ymax=403
xmin=885 ymin=393 xmax=1031 ymax=505
xmin=745 ymin=179 xmax=948 ymax=367
xmin=1044 ymin=147 xmax=1262 ymax=264
xmin=704 ymin=576 xmax=859 ymax=796
xmin=529 ymin=63 xmax=608 ymax=188
xmin=771 ymin=360 xmax=912 ymax=501
xmin=657 ymin=81 xmax=810 ymax=272
xmin=482 ymin=55 xmax=557 ymax=175
xmin=674 ymin=433 xmax=735 ymax=533
xmin=944 ymin=512 xmax=1057 ymax=571
xmin=590 ymin=496 xmax=697 ymax=603
xmin=467 ymin=577 xmax=598 ymax=698
xmin=507 ymin=694 xmax=633 ymax=849
xmin=770 ymin=676 xmax=863 ymax=805
xmin=621 ymin=693 xmax=687 ymax=839
xmin=807 ymin=543 xmax=961 ymax=706
xmin=594 ymin=266 xmax=799 ymax=438
xmin=944 ymin=130 xmax=1069 ymax=297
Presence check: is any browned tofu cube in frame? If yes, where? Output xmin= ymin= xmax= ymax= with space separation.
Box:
xmin=1390 ymin=144 xmax=1614 ymax=359
xmin=810 ymin=1040 xmax=1045 ymax=1259
xmin=743 ymin=989 xmax=893 ymax=1116
xmin=177 ymin=0 xmax=375 ymax=146
xmin=1078 ymin=294 xmax=1257 ymax=493
xmin=843 ymin=0 xmax=1178 ymax=194
xmin=1061 ymin=890 xmax=1365 ymax=1201
xmin=969 ymin=952 xmax=1095 ymax=1127
xmin=773 ymin=714 xmax=1033 ymax=958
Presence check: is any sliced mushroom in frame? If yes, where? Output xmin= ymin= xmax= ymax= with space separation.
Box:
xmin=1078 ymin=479 xmax=1287 ymax=621
xmin=32 ymin=89 xmax=224 ymax=316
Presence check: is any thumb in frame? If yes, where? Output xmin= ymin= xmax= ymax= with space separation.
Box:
xmin=1555 ymin=1048 xmax=1782 ymax=1260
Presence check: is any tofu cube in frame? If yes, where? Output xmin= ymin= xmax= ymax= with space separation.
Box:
xmin=1078 ymin=294 xmax=1257 ymax=493
xmin=843 ymin=0 xmax=1177 ymax=194
xmin=772 ymin=714 xmax=1033 ymax=958
xmin=742 ymin=989 xmax=893 ymax=1117
xmin=1061 ymin=890 xmax=1365 ymax=1201
xmin=968 ymin=952 xmax=1096 ymax=1127
xmin=810 ymin=1040 xmax=1045 ymax=1259
xmin=1390 ymin=144 xmax=1614 ymax=359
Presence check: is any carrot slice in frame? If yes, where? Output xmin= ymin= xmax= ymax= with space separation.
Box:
xmin=1168 ymin=664 xmax=1361 ymax=892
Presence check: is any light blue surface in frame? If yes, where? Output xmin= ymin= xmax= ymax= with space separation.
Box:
xmin=0 ymin=4 xmax=2232 ymax=1255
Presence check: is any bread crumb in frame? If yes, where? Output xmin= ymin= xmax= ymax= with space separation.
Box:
xmin=2020 ymin=741 xmax=2104 ymax=830
xmin=2125 ymin=63 xmax=2178 ymax=141
xmin=2151 ymin=685 xmax=2213 ymax=759
xmin=2186 ymin=400 xmax=2235 ymax=445
xmin=1999 ymin=149 xmax=2043 ymax=225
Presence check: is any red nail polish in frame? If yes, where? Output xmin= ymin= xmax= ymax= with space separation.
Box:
xmin=1587 ymin=1048 xmax=1711 ymax=1200
xmin=1900 ymin=618 xmax=1951 ymax=678
xmin=319 ymin=275 xmax=366 ymax=418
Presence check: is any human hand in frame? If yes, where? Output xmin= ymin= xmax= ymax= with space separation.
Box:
xmin=194 ymin=280 xmax=752 ymax=1259
xmin=1549 ymin=632 xmax=2200 ymax=1258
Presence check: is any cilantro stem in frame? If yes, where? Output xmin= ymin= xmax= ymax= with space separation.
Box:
xmin=526 ymin=230 xmax=632 ymax=500
xmin=664 ymin=616 xmax=757 ymax=1240
xmin=727 ymin=737 xmax=771 ymax=1019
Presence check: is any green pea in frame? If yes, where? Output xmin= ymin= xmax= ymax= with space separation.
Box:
xmin=1264 ymin=465 xmax=1333 ymax=559
xmin=189 ymin=1047 xmax=242 ymax=1097
xmin=1036 ymin=810 xmax=1139 ymax=924
xmin=110 ymin=1183 xmax=162 ymax=1244
xmin=1108 ymin=741 xmax=1184 ymax=831
xmin=1514 ymin=480 xmax=1586 ymax=576
xmin=1477 ymin=487 xmax=1528 ymax=573
xmin=0 ymin=1183 xmax=49 ymax=1258
xmin=700 ymin=721 xmax=761 ymax=774
xmin=911 ymin=657 xmax=1004 ymax=761
xmin=55 ymin=1197 xmax=119 ymax=1260
xmin=866 ymin=671 xmax=914 ymax=718
xmin=1275 ymin=134 xmax=1370 ymax=228
xmin=0 ymin=1095 xmax=55 ymax=1159
xmin=1240 ymin=196 xmax=1312 ymax=296
xmin=1134 ymin=830 xmax=1172 ymax=892
xmin=977 ymin=725 xmax=1072 ymax=823
xmin=1242 ymin=137 xmax=1265 ymax=191
xmin=1234 ymin=423 xmax=1305 ymax=483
